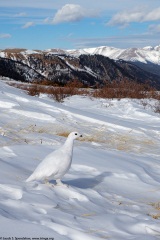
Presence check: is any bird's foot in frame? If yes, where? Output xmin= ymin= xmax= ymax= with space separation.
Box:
xmin=44 ymin=179 xmax=55 ymax=187
xmin=55 ymin=179 xmax=69 ymax=188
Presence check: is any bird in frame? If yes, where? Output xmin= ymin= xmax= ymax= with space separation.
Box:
xmin=26 ymin=132 xmax=82 ymax=186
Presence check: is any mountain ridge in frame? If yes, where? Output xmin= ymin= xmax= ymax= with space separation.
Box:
xmin=67 ymin=45 xmax=160 ymax=65
xmin=67 ymin=45 xmax=160 ymax=77
xmin=0 ymin=46 xmax=160 ymax=88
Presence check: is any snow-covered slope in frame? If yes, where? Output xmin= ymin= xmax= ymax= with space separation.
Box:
xmin=0 ymin=79 xmax=160 ymax=239
xmin=67 ymin=45 xmax=160 ymax=65
xmin=1 ymin=46 xmax=160 ymax=86
xmin=1 ymin=45 xmax=160 ymax=65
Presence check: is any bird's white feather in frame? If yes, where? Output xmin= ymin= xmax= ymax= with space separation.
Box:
xmin=26 ymin=132 xmax=82 ymax=183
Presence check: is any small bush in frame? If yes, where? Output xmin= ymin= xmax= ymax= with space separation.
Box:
xmin=24 ymin=79 xmax=89 ymax=102
xmin=92 ymin=79 xmax=158 ymax=99
xmin=49 ymin=87 xmax=67 ymax=102
xmin=7 ymin=79 xmax=160 ymax=103
xmin=27 ymin=84 xmax=40 ymax=96
xmin=153 ymin=101 xmax=160 ymax=113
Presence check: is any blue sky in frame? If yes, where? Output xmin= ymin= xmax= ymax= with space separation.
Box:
xmin=0 ymin=0 xmax=160 ymax=50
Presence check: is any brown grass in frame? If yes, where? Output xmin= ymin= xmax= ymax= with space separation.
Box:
xmin=56 ymin=131 xmax=70 ymax=138
xmin=148 ymin=213 xmax=160 ymax=220
xmin=79 ymin=133 xmax=105 ymax=143
xmin=148 ymin=202 xmax=160 ymax=219
xmin=149 ymin=202 xmax=160 ymax=211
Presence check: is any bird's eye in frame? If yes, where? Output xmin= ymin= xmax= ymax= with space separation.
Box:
xmin=75 ymin=133 xmax=77 ymax=135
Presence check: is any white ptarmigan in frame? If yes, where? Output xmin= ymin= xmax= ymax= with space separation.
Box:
xmin=26 ymin=132 xmax=82 ymax=186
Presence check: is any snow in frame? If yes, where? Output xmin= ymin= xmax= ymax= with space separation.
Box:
xmin=0 ymin=52 xmax=5 ymax=58
xmin=143 ymin=46 xmax=154 ymax=51
xmin=62 ymin=59 xmax=98 ymax=77
xmin=22 ymin=50 xmax=40 ymax=55
xmin=67 ymin=45 xmax=160 ymax=65
xmin=0 ymin=79 xmax=160 ymax=239
xmin=1 ymin=45 xmax=160 ymax=66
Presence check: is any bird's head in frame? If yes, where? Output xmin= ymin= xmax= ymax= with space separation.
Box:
xmin=68 ymin=132 xmax=83 ymax=140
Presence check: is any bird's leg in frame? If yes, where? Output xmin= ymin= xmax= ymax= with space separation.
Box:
xmin=56 ymin=179 xmax=68 ymax=187
xmin=44 ymin=178 xmax=54 ymax=187
xmin=56 ymin=179 xmax=63 ymax=185
xmin=44 ymin=178 xmax=49 ymax=184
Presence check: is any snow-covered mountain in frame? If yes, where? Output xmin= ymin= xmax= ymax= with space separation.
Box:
xmin=1 ymin=45 xmax=160 ymax=65
xmin=0 ymin=45 xmax=160 ymax=65
xmin=67 ymin=45 xmax=160 ymax=65
xmin=0 ymin=46 xmax=160 ymax=88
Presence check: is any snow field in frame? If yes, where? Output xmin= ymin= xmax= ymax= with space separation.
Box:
xmin=67 ymin=45 xmax=160 ymax=65
xmin=0 ymin=80 xmax=160 ymax=239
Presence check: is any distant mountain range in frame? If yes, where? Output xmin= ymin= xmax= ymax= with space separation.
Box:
xmin=67 ymin=45 xmax=160 ymax=77
xmin=0 ymin=45 xmax=160 ymax=88
xmin=67 ymin=45 xmax=160 ymax=64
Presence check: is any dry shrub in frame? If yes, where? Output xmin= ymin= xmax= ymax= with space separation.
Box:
xmin=49 ymin=87 xmax=68 ymax=102
xmin=27 ymin=84 xmax=40 ymax=96
xmin=141 ymin=99 xmax=160 ymax=114
xmin=25 ymin=79 xmax=88 ymax=102
xmin=92 ymin=79 xmax=159 ymax=100
xmin=40 ymin=79 xmax=59 ymax=86
xmin=154 ymin=101 xmax=160 ymax=113
xmin=149 ymin=202 xmax=160 ymax=210
xmin=65 ymin=79 xmax=84 ymax=94
xmin=148 ymin=213 xmax=160 ymax=219
xmin=148 ymin=202 xmax=160 ymax=219
xmin=7 ymin=79 xmax=160 ymax=105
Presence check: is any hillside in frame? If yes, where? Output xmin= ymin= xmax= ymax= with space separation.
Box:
xmin=68 ymin=45 xmax=160 ymax=78
xmin=67 ymin=45 xmax=160 ymax=64
xmin=0 ymin=79 xmax=160 ymax=239
xmin=0 ymin=48 xmax=160 ymax=88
